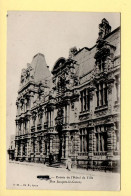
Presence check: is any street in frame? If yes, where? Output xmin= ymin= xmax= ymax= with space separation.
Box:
xmin=6 ymin=160 xmax=120 ymax=191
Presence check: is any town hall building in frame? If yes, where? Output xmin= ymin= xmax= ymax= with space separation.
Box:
xmin=14 ymin=18 xmax=120 ymax=171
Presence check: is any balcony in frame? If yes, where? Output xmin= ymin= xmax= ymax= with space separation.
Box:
xmin=79 ymin=110 xmax=90 ymax=121
xmin=78 ymin=152 xmax=88 ymax=156
xmin=94 ymin=151 xmax=107 ymax=156
xmin=95 ymin=105 xmax=108 ymax=114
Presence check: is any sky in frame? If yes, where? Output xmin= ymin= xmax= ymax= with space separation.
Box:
xmin=6 ymin=11 xmax=120 ymax=146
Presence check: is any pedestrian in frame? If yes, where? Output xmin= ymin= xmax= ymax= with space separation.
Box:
xmin=66 ymin=157 xmax=72 ymax=171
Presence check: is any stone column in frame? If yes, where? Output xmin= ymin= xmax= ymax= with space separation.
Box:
xmin=15 ymin=120 xmax=19 ymax=136
xmin=24 ymin=121 xmax=26 ymax=135
xmin=41 ymin=138 xmax=45 ymax=154
xmin=15 ymin=142 xmax=18 ymax=158
xmin=50 ymin=136 xmax=53 ymax=154
xmin=61 ymin=136 xmax=65 ymax=158
xmin=47 ymin=142 xmax=50 ymax=157
xmin=63 ymin=106 xmax=65 ymax=124
xmin=44 ymin=110 xmax=46 ymax=124
xmin=93 ymin=128 xmax=96 ymax=153
xmin=73 ymin=131 xmax=80 ymax=168
xmin=99 ymin=84 xmax=101 ymax=106
xmin=67 ymin=104 xmax=70 ymax=123
xmin=42 ymin=113 xmax=44 ymax=129
xmin=73 ymin=131 xmax=80 ymax=157
xmin=34 ymin=138 xmax=37 ymax=161
xmin=88 ymin=128 xmax=94 ymax=159
xmin=98 ymin=132 xmax=100 ymax=151
xmin=20 ymin=142 xmax=23 ymax=158
xmin=108 ymin=81 xmax=114 ymax=114
xmin=89 ymin=89 xmax=95 ymax=118
xmin=31 ymin=138 xmax=33 ymax=154
xmin=35 ymin=138 xmax=38 ymax=153
xmin=51 ymin=109 xmax=54 ymax=126
xmin=113 ymin=129 xmax=116 ymax=151
xmin=29 ymin=118 xmax=31 ymax=134
xmin=36 ymin=114 xmax=38 ymax=131
xmin=26 ymin=141 xmax=29 ymax=160
xmin=28 ymin=139 xmax=31 ymax=160
xmin=107 ymin=124 xmax=114 ymax=160
xmin=65 ymin=135 xmax=69 ymax=158
xmin=21 ymin=120 xmax=24 ymax=135
xmin=24 ymin=99 xmax=27 ymax=112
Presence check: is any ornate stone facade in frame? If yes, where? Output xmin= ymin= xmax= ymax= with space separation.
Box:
xmin=14 ymin=19 xmax=120 ymax=171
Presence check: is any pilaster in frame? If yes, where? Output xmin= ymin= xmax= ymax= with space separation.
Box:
xmin=107 ymin=124 xmax=114 ymax=159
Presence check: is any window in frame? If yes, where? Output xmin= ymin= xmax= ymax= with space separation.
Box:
xmin=80 ymin=128 xmax=89 ymax=153
xmin=80 ymin=89 xmax=90 ymax=112
xmin=95 ymin=126 xmax=107 ymax=152
xmin=96 ymin=82 xmax=108 ymax=107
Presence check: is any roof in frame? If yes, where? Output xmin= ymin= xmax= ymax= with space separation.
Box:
xmin=19 ymin=53 xmax=51 ymax=90
xmin=74 ymin=26 xmax=120 ymax=79
xmin=31 ymin=53 xmax=51 ymax=83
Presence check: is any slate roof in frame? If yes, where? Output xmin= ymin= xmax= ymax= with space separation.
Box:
xmin=31 ymin=53 xmax=51 ymax=83
xmin=74 ymin=26 xmax=120 ymax=79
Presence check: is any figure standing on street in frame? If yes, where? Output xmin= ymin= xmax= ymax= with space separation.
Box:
xmin=66 ymin=157 xmax=72 ymax=171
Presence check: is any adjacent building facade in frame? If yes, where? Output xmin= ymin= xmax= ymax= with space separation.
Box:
xmin=8 ymin=135 xmax=15 ymax=160
xmin=14 ymin=19 xmax=120 ymax=171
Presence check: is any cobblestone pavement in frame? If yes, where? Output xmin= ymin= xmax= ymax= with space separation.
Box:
xmin=7 ymin=160 xmax=120 ymax=191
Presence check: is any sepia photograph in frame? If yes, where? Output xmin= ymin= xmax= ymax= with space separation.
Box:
xmin=6 ymin=11 xmax=120 ymax=190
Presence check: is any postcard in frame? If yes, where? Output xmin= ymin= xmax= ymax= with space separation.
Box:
xmin=6 ymin=11 xmax=120 ymax=190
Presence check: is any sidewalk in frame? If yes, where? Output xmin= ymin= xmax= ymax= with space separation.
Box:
xmin=9 ymin=160 xmax=119 ymax=177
